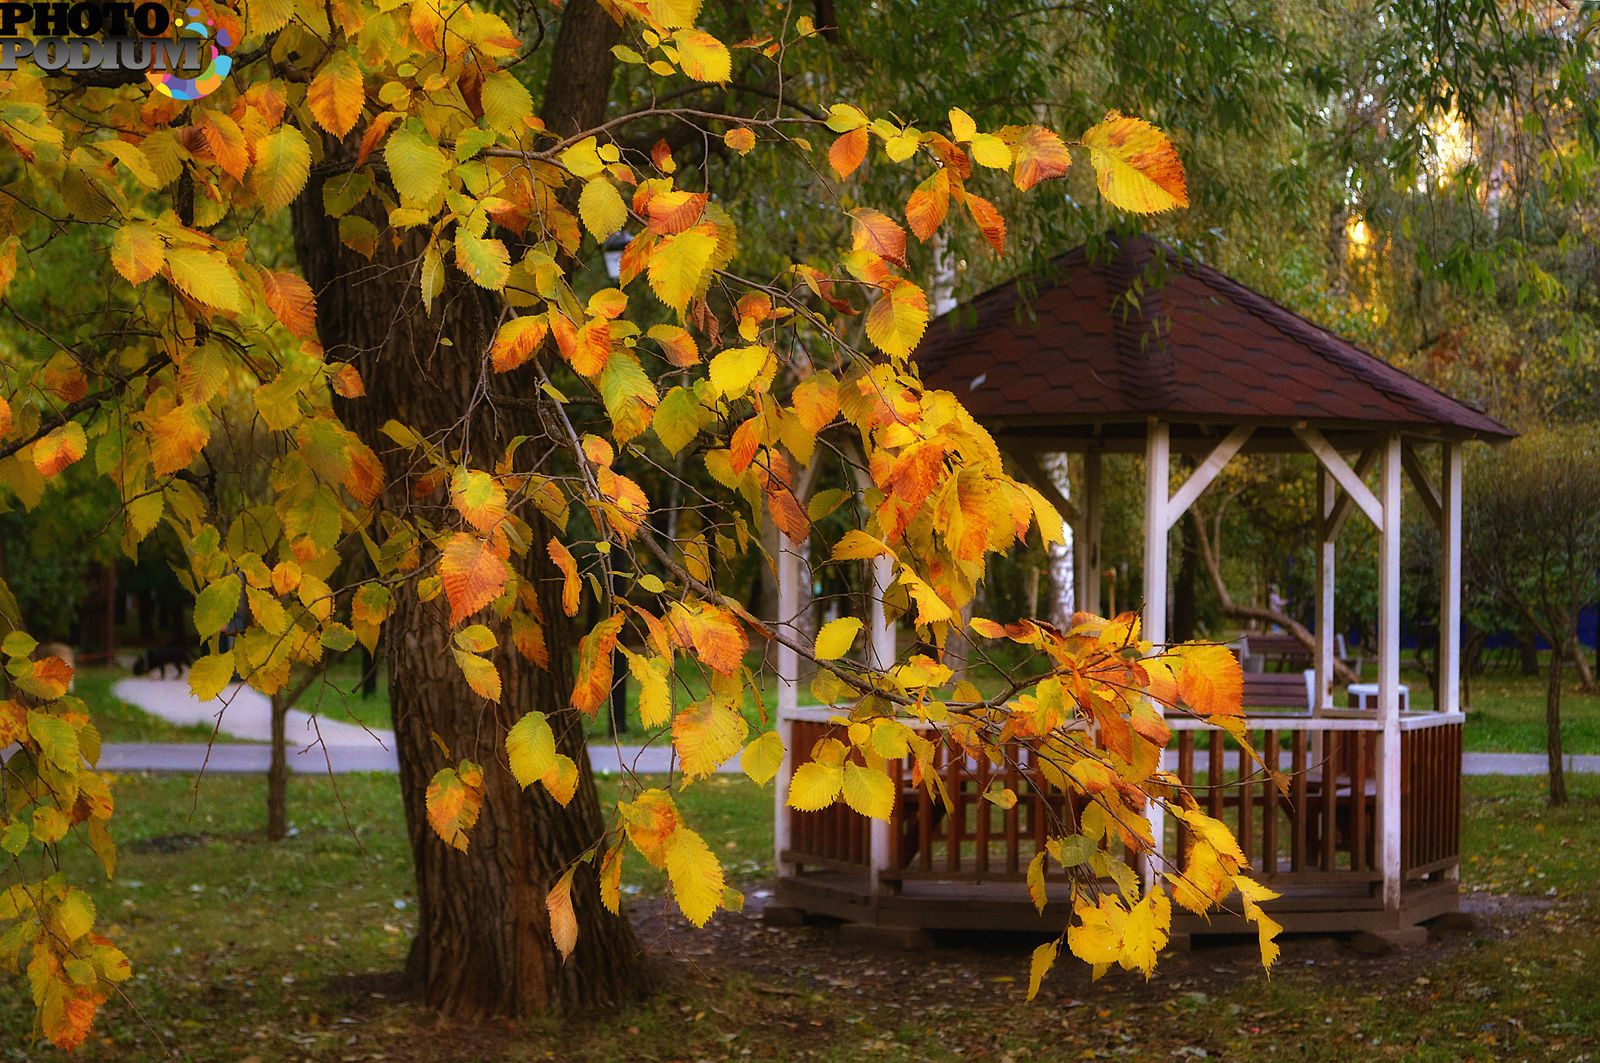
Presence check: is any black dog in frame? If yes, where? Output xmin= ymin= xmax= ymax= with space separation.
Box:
xmin=131 ymin=645 xmax=193 ymax=678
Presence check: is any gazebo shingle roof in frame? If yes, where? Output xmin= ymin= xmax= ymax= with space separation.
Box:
xmin=914 ymin=234 xmax=1513 ymax=442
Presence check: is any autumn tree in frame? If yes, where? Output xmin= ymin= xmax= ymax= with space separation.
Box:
xmin=0 ymin=0 xmax=1288 ymax=1048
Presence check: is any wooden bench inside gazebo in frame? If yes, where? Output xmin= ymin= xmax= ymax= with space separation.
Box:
xmin=768 ymin=234 xmax=1508 ymax=947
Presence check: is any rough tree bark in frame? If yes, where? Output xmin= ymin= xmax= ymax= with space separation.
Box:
xmin=1188 ymin=509 xmax=1358 ymax=684
xmin=288 ymin=0 xmax=648 ymax=1016
xmin=1546 ymin=637 xmax=1568 ymax=806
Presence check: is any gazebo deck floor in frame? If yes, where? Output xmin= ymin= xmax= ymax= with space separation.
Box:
xmin=773 ymin=871 xmax=1458 ymax=937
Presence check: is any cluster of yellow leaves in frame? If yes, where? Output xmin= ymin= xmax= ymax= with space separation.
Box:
xmin=0 ymin=635 xmax=129 ymax=1048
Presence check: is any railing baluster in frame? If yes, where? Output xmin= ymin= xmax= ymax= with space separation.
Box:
xmin=1005 ymin=756 xmax=1021 ymax=875
xmin=976 ymin=750 xmax=991 ymax=875
xmin=1291 ymin=730 xmax=1307 ymax=873
xmin=1262 ymin=729 xmax=1279 ymax=875
xmin=1320 ymin=729 xmax=1337 ymax=872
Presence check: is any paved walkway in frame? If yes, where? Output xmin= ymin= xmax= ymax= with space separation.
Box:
xmin=98 ymin=677 xmax=1600 ymax=777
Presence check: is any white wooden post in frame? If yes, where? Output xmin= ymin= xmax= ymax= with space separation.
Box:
xmin=1440 ymin=442 xmax=1463 ymax=715
xmin=1084 ymin=451 xmax=1103 ymax=616
xmin=1377 ymin=434 xmax=1403 ymax=911
xmin=1143 ymin=422 xmax=1170 ymax=645
xmin=1315 ymin=465 xmax=1336 ymax=712
xmin=773 ymin=541 xmax=802 ymax=877
xmin=867 ymin=553 xmax=896 ymax=892
xmin=1142 ymin=421 xmax=1170 ymax=887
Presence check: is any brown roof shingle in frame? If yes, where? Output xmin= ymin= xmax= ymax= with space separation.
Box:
xmin=915 ymin=234 xmax=1512 ymax=441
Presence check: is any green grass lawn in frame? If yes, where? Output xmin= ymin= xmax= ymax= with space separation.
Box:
xmin=2 ymin=770 xmax=1596 ymax=1061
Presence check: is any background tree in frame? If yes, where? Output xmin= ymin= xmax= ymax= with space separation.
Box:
xmin=1466 ymin=427 xmax=1600 ymax=805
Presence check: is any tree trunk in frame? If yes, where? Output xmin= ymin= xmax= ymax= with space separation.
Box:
xmin=288 ymin=0 xmax=646 ymax=1008
xmin=268 ymin=690 xmax=288 ymax=841
xmin=1518 ymin=628 xmax=1540 ymax=676
xmin=1546 ymin=637 xmax=1568 ymax=806
xmin=1567 ymin=638 xmax=1595 ymax=691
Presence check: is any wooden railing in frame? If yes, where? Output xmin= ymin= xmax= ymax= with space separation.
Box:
xmin=779 ymin=709 xmax=1462 ymax=895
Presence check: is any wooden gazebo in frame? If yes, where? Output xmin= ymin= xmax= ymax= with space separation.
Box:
xmin=768 ymin=234 xmax=1512 ymax=947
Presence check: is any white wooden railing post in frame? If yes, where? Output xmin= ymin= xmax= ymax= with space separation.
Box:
xmin=773 ymin=541 xmax=802 ymax=877
xmin=866 ymin=555 xmax=896 ymax=893
xmin=1440 ymin=442 xmax=1463 ymax=716
xmin=1315 ymin=465 xmax=1337 ymax=712
xmin=1083 ymin=451 xmax=1104 ymax=616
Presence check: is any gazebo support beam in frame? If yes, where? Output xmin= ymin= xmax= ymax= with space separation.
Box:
xmin=1142 ymin=420 xmax=1170 ymax=889
xmin=1081 ymin=452 xmax=1103 ymax=616
xmin=774 ymin=540 xmax=802 ymax=878
xmin=1321 ymin=447 xmax=1381 ymax=541
xmin=1377 ymin=434 xmax=1403 ymax=911
xmin=1314 ymin=466 xmax=1336 ymax=712
xmin=1296 ymin=427 xmax=1384 ymax=531
xmin=1440 ymin=442 xmax=1463 ymax=717
xmin=1164 ymin=426 xmax=1254 ymax=531
xmin=1401 ymin=443 xmax=1443 ymax=528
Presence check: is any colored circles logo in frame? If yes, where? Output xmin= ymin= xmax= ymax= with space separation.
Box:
xmin=148 ymin=7 xmax=231 ymax=100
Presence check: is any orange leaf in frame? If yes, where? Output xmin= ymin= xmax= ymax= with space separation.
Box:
xmin=828 ymin=127 xmax=867 ymax=178
xmin=622 ymin=788 xmax=683 ymax=868
xmin=492 ymin=315 xmax=549 ymax=372
xmin=851 ymin=208 xmax=907 ymax=268
xmin=1012 ymin=125 xmax=1072 ymax=190
xmin=667 ymin=601 xmax=747 ymax=675
xmin=1171 ymin=642 xmax=1244 ymax=717
xmin=548 ymin=538 xmax=580 ymax=616
xmin=791 ymin=371 xmax=839 ymax=434
xmin=330 ymin=362 xmax=366 ymax=398
xmin=596 ymin=468 xmax=649 ymax=540
xmin=547 ymin=868 xmax=578 ymax=960
xmin=905 ymin=169 xmax=950 ymax=240
xmin=510 ymin=610 xmax=549 ymax=669
xmin=439 ymin=532 xmax=512 ymax=624
xmin=343 ymin=441 xmax=384 ymax=506
xmin=196 ymin=110 xmax=251 ymax=179
xmin=31 ymin=422 xmax=86 ymax=478
xmin=307 ymin=49 xmax=365 ymax=139
xmin=723 ymin=127 xmax=756 ymax=155
xmin=355 ymin=111 xmax=400 ymax=168
xmin=425 ymin=762 xmax=484 ymax=852
xmin=645 ymin=189 xmax=708 ymax=235
xmin=260 ymin=269 xmax=317 ymax=339
xmin=571 ymin=613 xmax=625 ymax=716
xmin=148 ymin=403 xmax=209 ymax=476
xmin=450 ymin=467 xmax=507 ymax=534
xmin=965 ymin=193 xmax=1006 ymax=253
xmin=647 ymin=323 xmax=699 ymax=367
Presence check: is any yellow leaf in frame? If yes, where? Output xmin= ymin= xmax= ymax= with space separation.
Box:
xmin=831 ymin=530 xmax=890 ymax=561
xmin=1080 ymin=112 xmax=1189 ymax=215
xmin=481 ymin=69 xmax=533 ymax=132
xmin=547 ymin=867 xmax=578 ymax=960
xmin=455 ymin=231 xmax=510 ymax=290
xmin=506 ymin=710 xmax=556 ymax=788
xmin=1170 ymin=642 xmax=1244 ymax=718
xmin=671 ymin=28 xmax=731 ymax=82
xmin=786 ymin=760 xmax=843 ymax=811
xmin=723 ymin=127 xmax=755 ymax=155
xmin=1067 ymin=894 xmax=1126 ymax=972
xmin=308 ymin=50 xmax=365 ymax=138
xmin=665 ymin=827 xmax=724 ymax=927
xmin=646 ymin=223 xmax=718 ymax=311
xmin=188 ymin=651 xmax=235 ymax=701
xmin=578 ymin=178 xmax=628 ymax=241
xmin=672 ymin=698 xmax=748 ymax=778
xmin=740 ymin=730 xmax=784 ymax=786
xmin=841 ymin=762 xmax=894 ymax=820
xmin=164 ymin=247 xmax=242 ymax=312
xmin=970 ymin=132 xmax=1012 ymax=169
xmin=599 ymin=845 xmax=623 ymax=914
xmin=825 ymin=103 xmax=868 ymax=132
xmin=111 ymin=223 xmax=165 ymax=284
xmin=31 ymin=422 xmax=86 ymax=478
xmin=707 ymin=344 xmax=769 ymax=398
xmin=1027 ymin=941 xmax=1058 ymax=1001
xmin=864 ymin=278 xmax=928 ymax=358
xmin=252 ymin=125 xmax=311 ymax=212
xmin=948 ymin=107 xmax=977 ymax=142
xmin=1027 ymin=850 xmax=1048 ymax=913
xmin=439 ymin=532 xmax=512 ymax=624
xmin=625 ymin=649 xmax=672 ymax=727
xmin=812 ymin=617 xmax=862 ymax=661
xmin=1118 ymin=887 xmax=1170 ymax=978
xmin=453 ymin=649 xmax=502 ymax=702
xmin=542 ymin=753 xmax=579 ymax=805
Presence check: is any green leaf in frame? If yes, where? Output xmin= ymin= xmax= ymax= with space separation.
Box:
xmin=841 ymin=762 xmax=894 ymax=820
xmin=1 ymin=631 xmax=36 ymax=659
xmin=194 ymin=574 xmax=242 ymax=641
xmin=454 ymin=231 xmax=510 ymax=290
xmin=26 ymin=710 xmax=79 ymax=772
xmin=385 ymin=126 xmax=451 ymax=205
xmin=506 ymin=710 xmax=556 ymax=788
xmin=653 ymin=386 xmax=705 ymax=455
